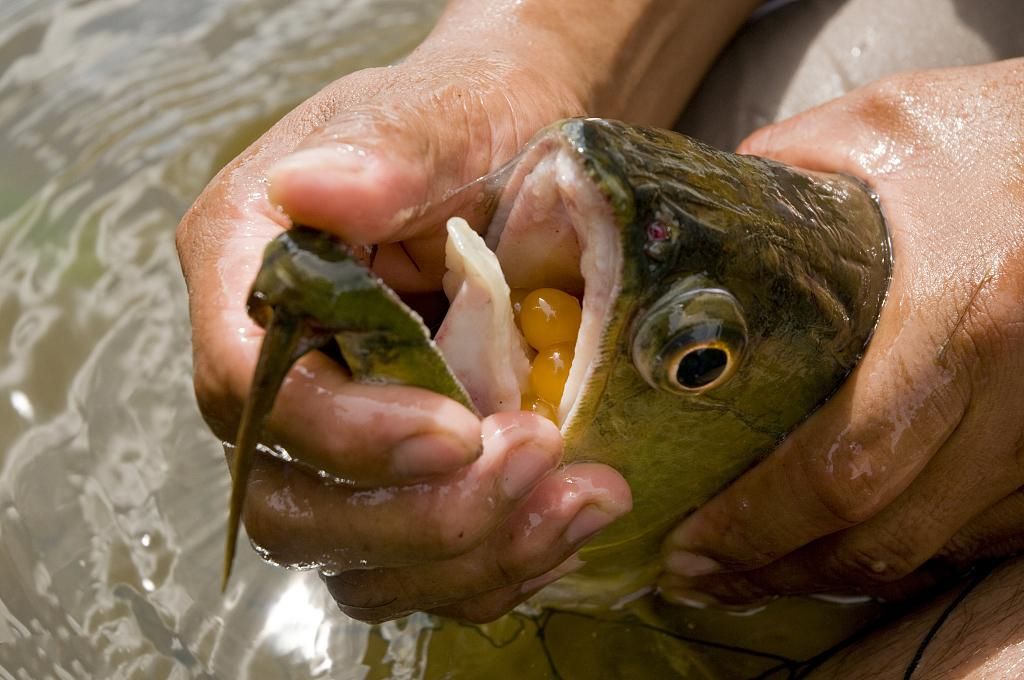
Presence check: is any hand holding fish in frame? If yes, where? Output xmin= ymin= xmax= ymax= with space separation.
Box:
xmin=662 ymin=59 xmax=1024 ymax=606
xmin=178 ymin=0 xmax=763 ymax=622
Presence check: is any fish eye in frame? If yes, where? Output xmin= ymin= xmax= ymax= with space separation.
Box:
xmin=673 ymin=343 xmax=731 ymax=391
xmin=631 ymin=278 xmax=747 ymax=395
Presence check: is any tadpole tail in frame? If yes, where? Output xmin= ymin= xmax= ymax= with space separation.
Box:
xmin=222 ymin=311 xmax=304 ymax=591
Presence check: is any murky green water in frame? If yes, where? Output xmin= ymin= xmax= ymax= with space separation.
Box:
xmin=0 ymin=2 xmax=446 ymax=677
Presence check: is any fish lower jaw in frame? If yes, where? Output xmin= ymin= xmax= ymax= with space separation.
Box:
xmin=435 ymin=143 xmax=621 ymax=430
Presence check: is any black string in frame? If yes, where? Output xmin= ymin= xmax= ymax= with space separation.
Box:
xmin=903 ymin=561 xmax=999 ymax=679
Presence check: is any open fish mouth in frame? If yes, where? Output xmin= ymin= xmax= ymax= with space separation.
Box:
xmin=434 ymin=132 xmax=624 ymax=429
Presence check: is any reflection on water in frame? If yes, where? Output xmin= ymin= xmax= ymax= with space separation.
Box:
xmin=0 ymin=1 xmax=442 ymax=677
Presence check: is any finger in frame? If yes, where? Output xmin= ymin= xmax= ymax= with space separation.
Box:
xmin=661 ymin=405 xmax=1021 ymax=604
xmin=265 ymin=351 xmax=482 ymax=485
xmin=428 ymin=554 xmax=586 ymax=624
xmin=241 ymin=411 xmax=563 ymax=569
xmin=186 ymin=222 xmax=480 ymax=486
xmin=736 ymin=75 xmax=920 ymax=179
xmin=736 ymin=100 xmax=862 ymax=171
xmin=267 ymin=95 xmax=483 ymax=236
xmin=326 ymin=463 xmax=630 ymax=622
xmin=200 ymin=310 xmax=482 ymax=486
xmin=265 ymin=76 xmax=543 ymax=263
xmin=941 ymin=487 xmax=1024 ymax=566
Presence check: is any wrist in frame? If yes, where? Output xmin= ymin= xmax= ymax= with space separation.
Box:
xmin=413 ymin=0 xmax=761 ymax=126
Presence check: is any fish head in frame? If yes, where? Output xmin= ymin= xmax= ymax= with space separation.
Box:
xmin=463 ymin=118 xmax=890 ymax=602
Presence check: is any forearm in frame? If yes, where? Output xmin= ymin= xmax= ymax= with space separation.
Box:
xmin=413 ymin=0 xmax=762 ymax=127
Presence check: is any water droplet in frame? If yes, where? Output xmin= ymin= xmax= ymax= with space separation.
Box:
xmin=10 ymin=390 xmax=35 ymax=421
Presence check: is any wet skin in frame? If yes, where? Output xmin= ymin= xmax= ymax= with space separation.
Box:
xmin=222 ymin=118 xmax=892 ymax=611
xmin=177 ymin=0 xmax=760 ymax=622
xmin=177 ymin=0 xmax=1024 ymax=635
xmin=661 ymin=59 xmax=1024 ymax=609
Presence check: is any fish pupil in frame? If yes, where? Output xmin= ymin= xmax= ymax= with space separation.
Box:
xmin=676 ymin=347 xmax=728 ymax=389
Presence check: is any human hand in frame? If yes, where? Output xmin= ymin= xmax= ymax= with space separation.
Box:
xmin=660 ymin=58 xmax=1024 ymax=606
xmin=174 ymin=2 xmax=657 ymax=623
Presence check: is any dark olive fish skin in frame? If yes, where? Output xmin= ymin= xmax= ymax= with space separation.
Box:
xmin=549 ymin=119 xmax=890 ymax=600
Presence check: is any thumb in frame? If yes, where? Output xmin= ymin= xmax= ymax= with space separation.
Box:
xmin=267 ymin=96 xmax=497 ymax=247
xmin=735 ymin=98 xmax=871 ymax=176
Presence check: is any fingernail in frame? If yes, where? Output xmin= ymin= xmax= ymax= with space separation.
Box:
xmin=664 ymin=551 xmax=720 ymax=578
xmin=270 ymin=146 xmax=373 ymax=177
xmin=565 ymin=505 xmax=619 ymax=545
xmin=659 ymin=588 xmax=721 ymax=610
xmin=392 ymin=433 xmax=473 ymax=478
xmin=501 ymin=445 xmax=555 ymax=499
xmin=520 ymin=554 xmax=585 ymax=594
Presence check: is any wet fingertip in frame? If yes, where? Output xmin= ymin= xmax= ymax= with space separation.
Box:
xmin=564 ymin=504 xmax=621 ymax=545
xmin=735 ymin=127 xmax=770 ymax=156
xmin=663 ymin=513 xmax=703 ymax=553
xmin=266 ymin=146 xmax=382 ymax=229
xmin=658 ymin=586 xmax=720 ymax=610
xmin=664 ymin=550 xmax=721 ymax=578
xmin=519 ymin=553 xmax=585 ymax=594
xmin=391 ymin=431 xmax=478 ymax=479
xmin=658 ymin=584 xmax=771 ymax=615
xmin=563 ymin=464 xmax=633 ymax=517
xmin=269 ymin=146 xmax=374 ymax=185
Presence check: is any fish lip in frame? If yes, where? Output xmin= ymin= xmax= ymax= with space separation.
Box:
xmin=458 ymin=121 xmax=625 ymax=428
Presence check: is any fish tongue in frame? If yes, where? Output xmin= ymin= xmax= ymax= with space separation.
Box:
xmin=435 ymin=217 xmax=530 ymax=415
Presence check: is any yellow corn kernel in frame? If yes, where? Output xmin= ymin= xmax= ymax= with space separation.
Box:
xmin=520 ymin=394 xmax=557 ymax=423
xmin=509 ymin=288 xmax=530 ymax=326
xmin=519 ymin=288 xmax=582 ymax=351
xmin=530 ymin=342 xmax=575 ymax=406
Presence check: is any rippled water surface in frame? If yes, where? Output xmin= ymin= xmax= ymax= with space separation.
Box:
xmin=6 ymin=0 xmax=1022 ymax=677
xmin=0 ymin=2 xmax=446 ymax=677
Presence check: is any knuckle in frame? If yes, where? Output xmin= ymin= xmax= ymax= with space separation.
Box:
xmin=427 ymin=511 xmax=491 ymax=560
xmin=857 ymin=73 xmax=918 ymax=119
xmin=242 ymin=506 xmax=304 ymax=568
xmin=191 ymin=351 xmax=241 ymax=442
xmin=848 ymin=73 xmax=929 ymax=150
xmin=487 ymin=546 xmax=528 ymax=588
xmin=939 ymin=531 xmax=982 ymax=568
xmin=828 ymin=530 xmax=922 ymax=585
xmin=951 ymin=299 xmax=1013 ymax=369
xmin=324 ymin=571 xmax=387 ymax=608
xmin=804 ymin=455 xmax=884 ymax=526
xmin=242 ymin=473 xmax=318 ymax=568
xmin=325 ymin=570 xmax=421 ymax=614
xmin=714 ymin=518 xmax=789 ymax=569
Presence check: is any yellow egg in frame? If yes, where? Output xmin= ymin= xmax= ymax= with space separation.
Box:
xmin=520 ymin=288 xmax=582 ymax=351
xmin=509 ymin=288 xmax=530 ymax=326
xmin=530 ymin=342 xmax=575 ymax=406
xmin=520 ymin=394 xmax=557 ymax=423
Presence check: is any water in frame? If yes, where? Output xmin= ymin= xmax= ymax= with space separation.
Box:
xmin=0 ymin=1 xmax=444 ymax=677
xmin=4 ymin=0 xmax=1021 ymax=677
xmin=0 ymin=3 xmax=874 ymax=677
